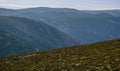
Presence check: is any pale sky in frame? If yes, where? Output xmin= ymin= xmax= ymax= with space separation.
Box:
xmin=0 ymin=0 xmax=120 ymax=10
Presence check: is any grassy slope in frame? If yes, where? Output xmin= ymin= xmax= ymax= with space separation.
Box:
xmin=0 ymin=39 xmax=120 ymax=71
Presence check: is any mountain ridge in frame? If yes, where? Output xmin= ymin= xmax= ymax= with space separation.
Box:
xmin=0 ymin=7 xmax=120 ymax=44
xmin=0 ymin=16 xmax=76 ymax=56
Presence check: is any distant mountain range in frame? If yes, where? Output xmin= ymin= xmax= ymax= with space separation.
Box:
xmin=0 ymin=7 xmax=120 ymax=44
xmin=0 ymin=16 xmax=75 ymax=56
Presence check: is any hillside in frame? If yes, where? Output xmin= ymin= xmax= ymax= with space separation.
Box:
xmin=0 ymin=29 xmax=35 ymax=56
xmin=0 ymin=8 xmax=120 ymax=44
xmin=0 ymin=38 xmax=120 ymax=71
xmin=0 ymin=16 xmax=75 ymax=56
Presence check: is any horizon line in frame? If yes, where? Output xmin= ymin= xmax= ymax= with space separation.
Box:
xmin=0 ymin=7 xmax=120 ymax=11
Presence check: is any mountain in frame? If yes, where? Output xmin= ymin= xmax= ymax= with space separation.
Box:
xmin=104 ymin=10 xmax=120 ymax=17
xmin=0 ymin=38 xmax=120 ymax=71
xmin=0 ymin=7 xmax=120 ymax=44
xmin=0 ymin=16 xmax=75 ymax=56
xmin=0 ymin=8 xmax=14 ymax=15
xmin=86 ymin=10 xmax=120 ymax=17
xmin=0 ymin=29 xmax=35 ymax=56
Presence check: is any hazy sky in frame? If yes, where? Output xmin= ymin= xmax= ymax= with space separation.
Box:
xmin=0 ymin=0 xmax=120 ymax=10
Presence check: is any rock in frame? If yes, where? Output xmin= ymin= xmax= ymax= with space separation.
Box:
xmin=115 ymin=59 xmax=119 ymax=61
xmin=75 ymin=63 xmax=81 ymax=66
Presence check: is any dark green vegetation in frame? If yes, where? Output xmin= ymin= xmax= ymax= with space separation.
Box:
xmin=0 ymin=16 xmax=75 ymax=56
xmin=0 ymin=29 xmax=35 ymax=56
xmin=0 ymin=8 xmax=120 ymax=44
xmin=0 ymin=38 xmax=120 ymax=71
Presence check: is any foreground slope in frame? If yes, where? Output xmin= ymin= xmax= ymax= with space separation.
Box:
xmin=0 ymin=38 xmax=120 ymax=71
xmin=0 ymin=16 xmax=75 ymax=56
